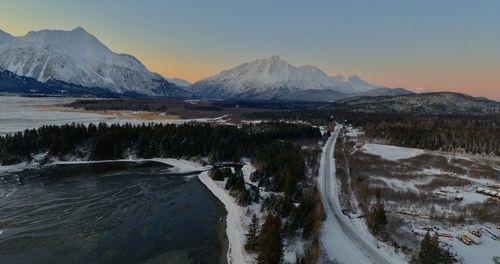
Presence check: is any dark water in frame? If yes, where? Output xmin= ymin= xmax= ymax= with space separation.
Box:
xmin=0 ymin=161 xmax=227 ymax=264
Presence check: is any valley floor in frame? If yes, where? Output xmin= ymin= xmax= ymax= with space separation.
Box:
xmin=331 ymin=125 xmax=500 ymax=264
xmin=0 ymin=96 xmax=228 ymax=135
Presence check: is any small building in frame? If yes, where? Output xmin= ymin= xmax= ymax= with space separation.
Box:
xmin=441 ymin=186 xmax=458 ymax=194
xmin=454 ymin=195 xmax=464 ymax=201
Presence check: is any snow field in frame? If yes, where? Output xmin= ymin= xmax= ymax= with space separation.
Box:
xmin=362 ymin=143 xmax=424 ymax=161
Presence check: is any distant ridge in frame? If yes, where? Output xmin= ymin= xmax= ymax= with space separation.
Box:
xmin=337 ymin=92 xmax=500 ymax=115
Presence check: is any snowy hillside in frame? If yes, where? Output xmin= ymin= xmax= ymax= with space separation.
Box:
xmin=0 ymin=27 xmax=188 ymax=97
xmin=0 ymin=67 xmax=125 ymax=97
xmin=190 ymin=55 xmax=386 ymax=100
xmin=339 ymin=92 xmax=500 ymax=114
xmin=166 ymin=77 xmax=191 ymax=87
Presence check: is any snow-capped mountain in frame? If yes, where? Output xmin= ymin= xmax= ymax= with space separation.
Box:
xmin=0 ymin=27 xmax=188 ymax=97
xmin=190 ymin=55 xmax=384 ymax=100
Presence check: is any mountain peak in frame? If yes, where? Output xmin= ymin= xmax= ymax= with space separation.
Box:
xmin=348 ymin=75 xmax=365 ymax=83
xmin=71 ymin=26 xmax=87 ymax=32
xmin=23 ymin=27 xmax=98 ymax=44
xmin=69 ymin=26 xmax=92 ymax=36
xmin=0 ymin=27 xmax=188 ymax=97
xmin=253 ymin=55 xmax=288 ymax=66
xmin=191 ymin=56 xmax=381 ymax=100
xmin=266 ymin=55 xmax=283 ymax=61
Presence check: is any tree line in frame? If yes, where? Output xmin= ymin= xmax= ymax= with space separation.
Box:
xmin=245 ymin=109 xmax=500 ymax=155
xmin=361 ymin=115 xmax=500 ymax=155
xmin=0 ymin=121 xmax=321 ymax=165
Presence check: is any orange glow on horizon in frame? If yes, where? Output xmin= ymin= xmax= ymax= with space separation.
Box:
xmin=1 ymin=23 xmax=499 ymax=100
xmin=145 ymin=59 xmax=500 ymax=100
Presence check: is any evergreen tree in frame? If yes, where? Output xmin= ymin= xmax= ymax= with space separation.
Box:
xmin=370 ymin=202 xmax=388 ymax=235
xmin=258 ymin=214 xmax=283 ymax=264
xmin=225 ymin=173 xmax=236 ymax=190
xmin=412 ymin=232 xmax=453 ymax=264
xmin=210 ymin=168 xmax=225 ymax=181
xmin=245 ymin=214 xmax=260 ymax=251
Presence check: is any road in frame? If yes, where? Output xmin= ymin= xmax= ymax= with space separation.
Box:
xmin=318 ymin=125 xmax=403 ymax=264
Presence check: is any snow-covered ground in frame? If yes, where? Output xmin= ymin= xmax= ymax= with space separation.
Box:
xmin=345 ymin=126 xmax=364 ymax=138
xmin=412 ymin=225 xmax=500 ymax=264
xmin=418 ymin=167 xmax=497 ymax=186
xmin=344 ymin=126 xmax=500 ymax=263
xmin=441 ymin=226 xmax=500 ymax=264
xmin=362 ymin=143 xmax=424 ymax=161
xmin=371 ymin=176 xmax=433 ymax=193
xmin=431 ymin=187 xmax=490 ymax=206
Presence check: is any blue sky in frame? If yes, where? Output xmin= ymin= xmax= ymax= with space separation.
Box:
xmin=1 ymin=0 xmax=499 ymax=99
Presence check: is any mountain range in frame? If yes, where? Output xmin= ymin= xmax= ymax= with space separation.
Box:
xmin=0 ymin=27 xmax=411 ymax=100
xmin=0 ymin=27 xmax=498 ymax=110
xmin=189 ymin=55 xmax=411 ymax=101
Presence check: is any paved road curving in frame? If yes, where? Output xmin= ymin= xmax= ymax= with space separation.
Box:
xmin=318 ymin=125 xmax=402 ymax=264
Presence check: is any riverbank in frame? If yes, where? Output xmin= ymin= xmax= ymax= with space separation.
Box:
xmin=198 ymin=170 xmax=251 ymax=264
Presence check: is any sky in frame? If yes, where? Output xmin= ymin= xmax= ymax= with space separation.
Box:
xmin=1 ymin=0 xmax=499 ymax=100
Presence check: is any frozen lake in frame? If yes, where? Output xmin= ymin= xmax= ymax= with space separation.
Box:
xmin=0 ymin=96 xmax=227 ymax=135
xmin=0 ymin=96 xmax=135 ymax=135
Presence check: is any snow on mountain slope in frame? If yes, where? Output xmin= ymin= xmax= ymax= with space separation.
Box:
xmin=166 ymin=77 xmax=191 ymax=87
xmin=0 ymin=27 xmax=188 ymax=97
xmin=0 ymin=67 xmax=126 ymax=97
xmin=190 ymin=55 xmax=381 ymax=100
xmin=0 ymin=30 xmax=14 ymax=43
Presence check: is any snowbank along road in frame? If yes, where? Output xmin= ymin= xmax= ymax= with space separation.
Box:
xmin=318 ymin=125 xmax=403 ymax=264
